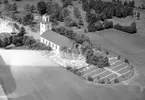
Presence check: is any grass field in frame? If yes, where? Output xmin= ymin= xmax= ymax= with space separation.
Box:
xmin=0 ymin=50 xmax=144 ymax=100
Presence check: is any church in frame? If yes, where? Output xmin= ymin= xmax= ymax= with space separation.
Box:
xmin=40 ymin=14 xmax=74 ymax=53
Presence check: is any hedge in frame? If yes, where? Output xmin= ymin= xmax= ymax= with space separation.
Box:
xmin=114 ymin=22 xmax=137 ymax=34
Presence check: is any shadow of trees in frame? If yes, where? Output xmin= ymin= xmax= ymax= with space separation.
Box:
xmin=0 ymin=55 xmax=16 ymax=96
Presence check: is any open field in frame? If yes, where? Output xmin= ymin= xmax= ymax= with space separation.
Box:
xmin=0 ymin=49 xmax=144 ymax=100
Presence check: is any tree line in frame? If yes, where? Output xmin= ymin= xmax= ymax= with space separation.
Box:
xmin=82 ymin=0 xmax=134 ymax=20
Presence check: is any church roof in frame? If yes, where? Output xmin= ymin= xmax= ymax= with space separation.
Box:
xmin=41 ymin=29 xmax=74 ymax=48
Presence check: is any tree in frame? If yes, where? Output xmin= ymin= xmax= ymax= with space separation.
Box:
xmin=17 ymin=27 xmax=26 ymax=36
xmin=24 ymin=4 xmax=31 ymax=12
xmin=3 ymin=0 xmax=8 ymax=4
xmin=131 ymin=22 xmax=137 ymax=33
xmin=4 ymin=4 xmax=12 ymax=11
xmin=124 ymin=58 xmax=129 ymax=64
xmin=4 ymin=3 xmax=17 ymax=13
xmin=97 ymin=56 xmax=110 ymax=68
xmin=30 ymin=5 xmax=36 ymax=13
xmin=22 ymin=35 xmax=36 ymax=46
xmin=13 ymin=3 xmax=17 ymax=12
xmin=80 ymin=41 xmax=93 ymax=56
xmin=10 ymin=3 xmax=17 ymax=13
xmin=94 ymin=21 xmax=104 ymax=31
xmin=61 ymin=0 xmax=72 ymax=8
xmin=24 ymin=4 xmax=36 ymax=13
xmin=73 ymin=7 xmax=82 ymax=19
xmin=82 ymin=0 xmax=89 ymax=11
xmin=64 ymin=16 xmax=77 ymax=27
xmin=11 ymin=35 xmax=23 ymax=46
xmin=112 ymin=0 xmax=116 ymax=2
xmin=124 ymin=1 xmax=128 ymax=6
xmin=37 ymin=0 xmax=47 ymax=15
xmin=22 ymin=13 xmax=34 ymax=25
xmin=137 ymin=12 xmax=140 ymax=20
xmin=131 ymin=0 xmax=135 ymax=7
xmin=13 ymin=23 xmax=19 ymax=30
xmin=46 ymin=1 xmax=53 ymax=15
xmin=58 ymin=8 xmax=70 ymax=21
xmin=104 ymin=20 xmax=113 ymax=29
xmin=86 ymin=12 xmax=97 ymax=25
xmin=128 ymin=1 xmax=132 ymax=7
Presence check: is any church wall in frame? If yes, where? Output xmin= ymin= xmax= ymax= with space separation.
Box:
xmin=40 ymin=37 xmax=60 ymax=53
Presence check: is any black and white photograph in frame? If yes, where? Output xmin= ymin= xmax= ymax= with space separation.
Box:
xmin=0 ymin=0 xmax=144 ymax=100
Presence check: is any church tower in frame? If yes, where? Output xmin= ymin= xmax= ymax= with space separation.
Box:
xmin=40 ymin=14 xmax=52 ymax=35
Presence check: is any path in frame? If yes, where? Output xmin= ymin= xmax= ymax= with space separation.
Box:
xmin=104 ymin=67 xmax=121 ymax=76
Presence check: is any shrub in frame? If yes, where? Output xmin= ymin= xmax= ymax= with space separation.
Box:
xmin=22 ymin=35 xmax=36 ymax=46
xmin=11 ymin=36 xmax=23 ymax=46
xmin=114 ymin=23 xmax=122 ymax=30
xmin=73 ymin=69 xmax=79 ymax=74
xmin=124 ymin=58 xmax=129 ymax=64
xmin=29 ymin=41 xmax=52 ymax=51
xmin=76 ymin=71 xmax=83 ymax=76
xmin=0 ymin=33 xmax=12 ymax=48
xmin=114 ymin=78 xmax=119 ymax=83
xmin=99 ymin=79 xmax=105 ymax=84
xmin=105 ymin=51 xmax=109 ymax=55
xmin=17 ymin=26 xmax=26 ymax=36
xmin=13 ymin=23 xmax=19 ymax=30
xmin=87 ymin=76 xmax=94 ymax=82
xmin=87 ymin=23 xmax=97 ymax=32
xmin=104 ymin=20 xmax=113 ymax=29
xmin=94 ymin=22 xmax=104 ymax=31
xmin=66 ymin=66 xmax=73 ymax=70
xmin=88 ymin=21 xmax=104 ymax=32
xmin=117 ymin=55 xmax=121 ymax=60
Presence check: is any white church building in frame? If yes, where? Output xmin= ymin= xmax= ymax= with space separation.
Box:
xmin=40 ymin=14 xmax=74 ymax=53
